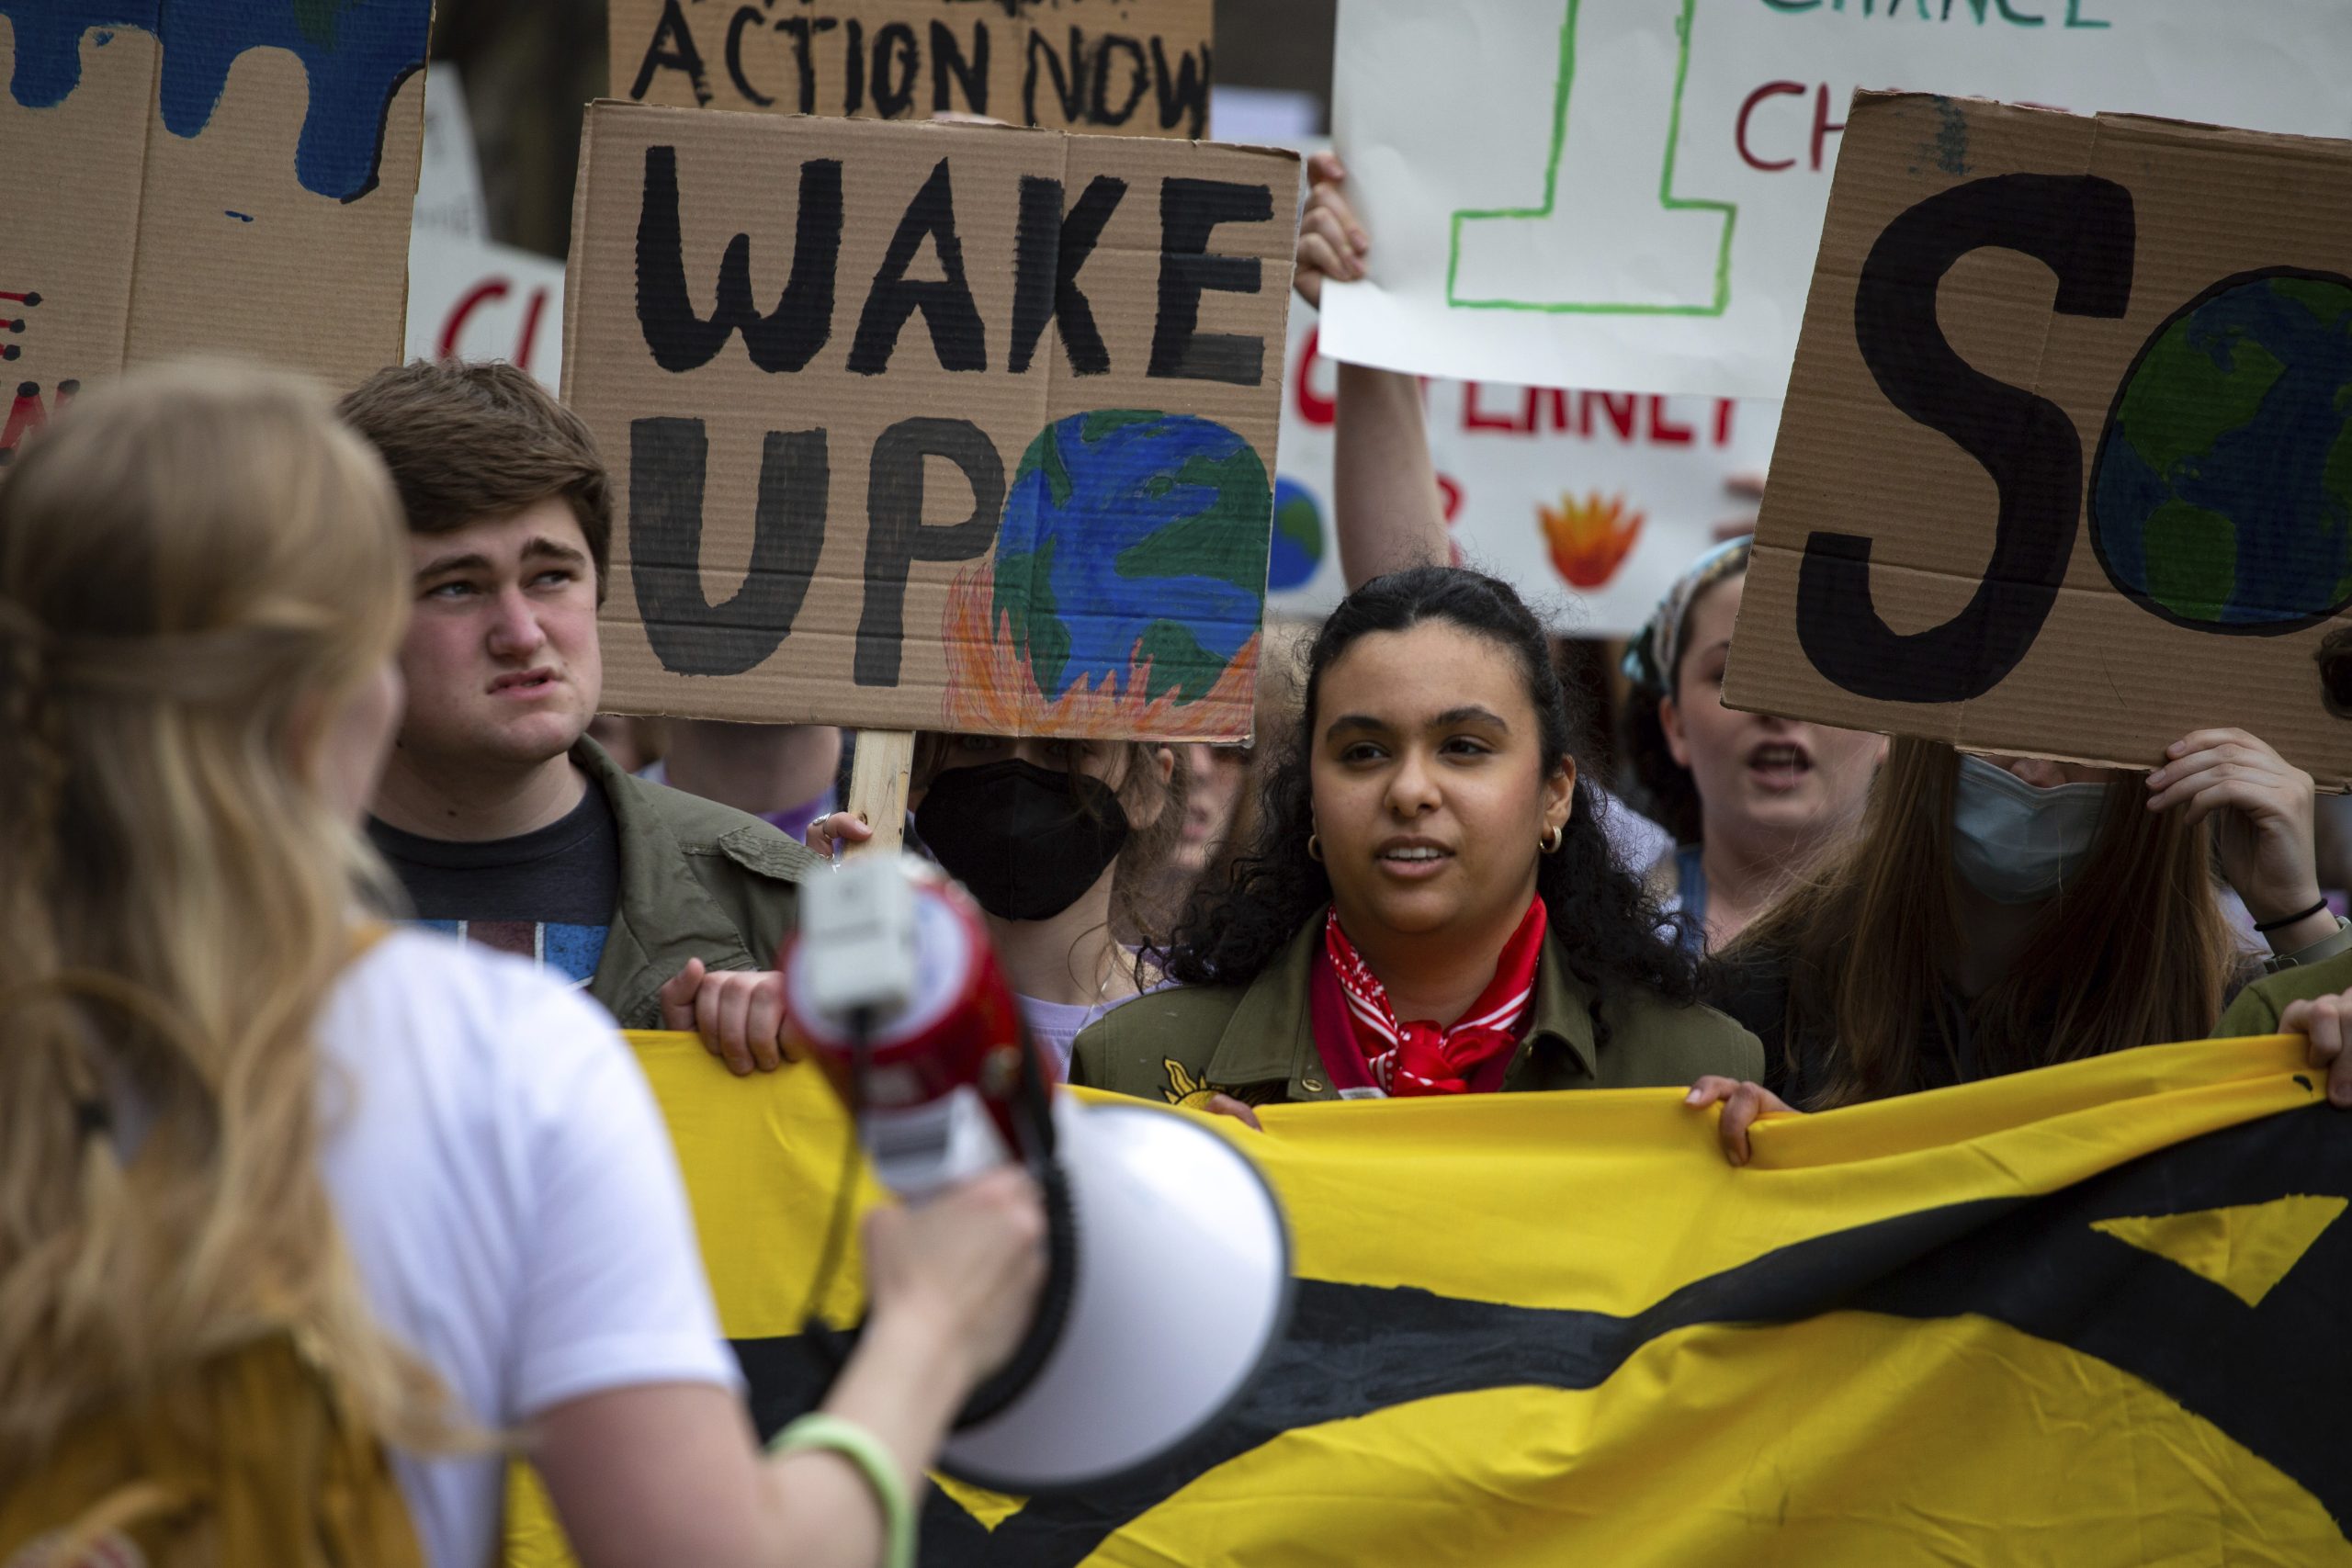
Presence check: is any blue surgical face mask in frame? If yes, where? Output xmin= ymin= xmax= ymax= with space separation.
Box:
xmin=1950 ymin=755 xmax=2109 ymax=905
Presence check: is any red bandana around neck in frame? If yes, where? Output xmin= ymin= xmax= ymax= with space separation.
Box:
xmin=1309 ymin=897 xmax=1548 ymax=1098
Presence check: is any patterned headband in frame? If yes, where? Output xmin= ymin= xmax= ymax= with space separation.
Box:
xmin=1620 ymin=537 xmax=1752 ymax=695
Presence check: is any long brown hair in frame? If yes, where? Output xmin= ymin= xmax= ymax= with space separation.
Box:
xmin=0 ymin=365 xmax=451 ymax=1473
xmin=1732 ymin=737 xmax=2240 ymax=1107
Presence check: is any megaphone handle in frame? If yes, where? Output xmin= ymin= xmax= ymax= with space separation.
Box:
xmin=798 ymin=1152 xmax=1071 ymax=1415
xmin=951 ymin=1156 xmax=1078 ymax=1430
xmin=797 ymin=1156 xmax=1072 ymax=1431
xmin=805 ymin=1026 xmax=1071 ymax=1429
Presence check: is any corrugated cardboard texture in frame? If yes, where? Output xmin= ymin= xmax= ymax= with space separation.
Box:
xmin=566 ymin=103 xmax=1298 ymax=739
xmin=0 ymin=5 xmax=430 ymax=460
xmin=1728 ymin=93 xmax=2352 ymax=788
xmin=611 ymin=0 xmax=1212 ymax=138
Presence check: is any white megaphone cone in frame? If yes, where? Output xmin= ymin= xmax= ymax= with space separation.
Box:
xmin=781 ymin=853 xmax=1292 ymax=1495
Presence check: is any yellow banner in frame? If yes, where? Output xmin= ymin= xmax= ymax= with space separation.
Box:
xmin=511 ymin=1032 xmax=2351 ymax=1564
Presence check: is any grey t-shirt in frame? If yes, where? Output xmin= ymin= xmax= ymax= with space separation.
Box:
xmin=368 ymin=785 xmax=621 ymax=988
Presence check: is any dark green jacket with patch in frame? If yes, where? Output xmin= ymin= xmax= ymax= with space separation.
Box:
xmin=2216 ymin=942 xmax=2352 ymax=1037
xmin=576 ymin=739 xmax=823 ymax=1028
xmin=1069 ymin=912 xmax=1762 ymax=1107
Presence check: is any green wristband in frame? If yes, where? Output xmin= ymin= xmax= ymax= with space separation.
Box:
xmin=771 ymin=1413 xmax=916 ymax=1568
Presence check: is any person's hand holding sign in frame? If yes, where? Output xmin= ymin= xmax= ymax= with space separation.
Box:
xmin=2277 ymin=991 xmax=2352 ymax=1108
xmin=661 ymin=957 xmax=795 ymax=1076
xmin=2145 ymin=728 xmax=2333 ymax=954
xmin=808 ymin=810 xmax=872 ymax=860
xmin=1295 ymin=151 xmax=1369 ymax=308
xmin=1684 ymin=1077 xmax=1798 ymax=1166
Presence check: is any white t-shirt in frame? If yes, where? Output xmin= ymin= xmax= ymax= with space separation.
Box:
xmin=314 ymin=929 xmax=741 ymax=1568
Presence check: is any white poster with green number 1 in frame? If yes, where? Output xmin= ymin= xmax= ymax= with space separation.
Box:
xmin=1321 ymin=0 xmax=2352 ymax=400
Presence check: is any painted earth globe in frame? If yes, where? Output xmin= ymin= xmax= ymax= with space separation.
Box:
xmin=993 ymin=411 xmax=1270 ymax=708
xmin=1266 ymin=477 xmax=1327 ymax=592
xmin=2091 ymin=271 xmax=2352 ymax=631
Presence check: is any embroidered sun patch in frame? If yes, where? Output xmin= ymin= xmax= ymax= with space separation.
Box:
xmin=1160 ymin=1058 xmax=1226 ymax=1110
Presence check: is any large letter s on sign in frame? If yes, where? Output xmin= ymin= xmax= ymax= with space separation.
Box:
xmin=1799 ymin=175 xmax=2135 ymax=704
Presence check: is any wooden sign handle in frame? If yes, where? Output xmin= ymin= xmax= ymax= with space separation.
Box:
xmin=842 ymin=729 xmax=914 ymax=855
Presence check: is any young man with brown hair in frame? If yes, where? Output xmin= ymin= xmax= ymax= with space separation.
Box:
xmin=341 ymin=359 xmax=811 ymax=1062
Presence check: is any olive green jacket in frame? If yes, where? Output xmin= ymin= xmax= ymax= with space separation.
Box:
xmin=1069 ymin=913 xmax=1763 ymax=1106
xmin=2216 ymin=943 xmax=2352 ymax=1037
xmin=577 ymin=739 xmax=823 ymax=1028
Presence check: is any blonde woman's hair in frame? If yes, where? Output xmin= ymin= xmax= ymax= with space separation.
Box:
xmin=0 ymin=363 xmax=451 ymax=1475
xmin=1731 ymin=737 xmax=2241 ymax=1107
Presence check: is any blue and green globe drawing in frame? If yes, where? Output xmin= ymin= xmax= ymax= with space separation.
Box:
xmin=1267 ymin=478 xmax=1327 ymax=592
xmin=2090 ymin=270 xmax=2352 ymax=633
xmin=992 ymin=411 xmax=1270 ymax=707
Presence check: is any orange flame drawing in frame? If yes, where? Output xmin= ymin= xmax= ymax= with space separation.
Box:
xmin=938 ymin=562 xmax=1260 ymax=740
xmin=1540 ymin=491 xmax=1645 ymax=589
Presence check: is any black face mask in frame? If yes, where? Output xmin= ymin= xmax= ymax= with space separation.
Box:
xmin=917 ymin=759 xmax=1132 ymax=921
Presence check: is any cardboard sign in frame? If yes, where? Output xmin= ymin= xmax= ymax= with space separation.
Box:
xmin=1724 ymin=93 xmax=2352 ymax=787
xmin=0 ymin=3 xmax=431 ymax=459
xmin=1272 ymin=310 xmax=1781 ymax=634
xmin=1321 ymin=0 xmax=2352 ymax=400
xmin=611 ymin=0 xmax=1213 ymax=138
xmin=564 ymin=103 xmax=1299 ymax=739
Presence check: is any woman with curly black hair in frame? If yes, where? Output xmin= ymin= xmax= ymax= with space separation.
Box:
xmin=1069 ymin=566 xmax=1761 ymax=1110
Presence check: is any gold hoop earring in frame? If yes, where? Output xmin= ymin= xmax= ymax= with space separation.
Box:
xmin=1540 ymin=826 xmax=1564 ymax=854
xmin=1307 ymin=833 xmax=1324 ymax=863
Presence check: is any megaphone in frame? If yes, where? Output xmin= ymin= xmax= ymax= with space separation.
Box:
xmin=779 ymin=854 xmax=1293 ymax=1495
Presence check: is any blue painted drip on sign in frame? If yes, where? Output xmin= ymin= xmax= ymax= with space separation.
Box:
xmin=0 ymin=0 xmax=430 ymax=202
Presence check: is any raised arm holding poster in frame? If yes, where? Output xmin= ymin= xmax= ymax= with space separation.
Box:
xmin=1320 ymin=0 xmax=2352 ymax=399
xmin=0 ymin=0 xmax=431 ymax=460
xmin=611 ymin=0 xmax=1213 ymax=137
xmin=1724 ymin=92 xmax=2352 ymax=787
xmin=563 ymin=103 xmax=1299 ymax=740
